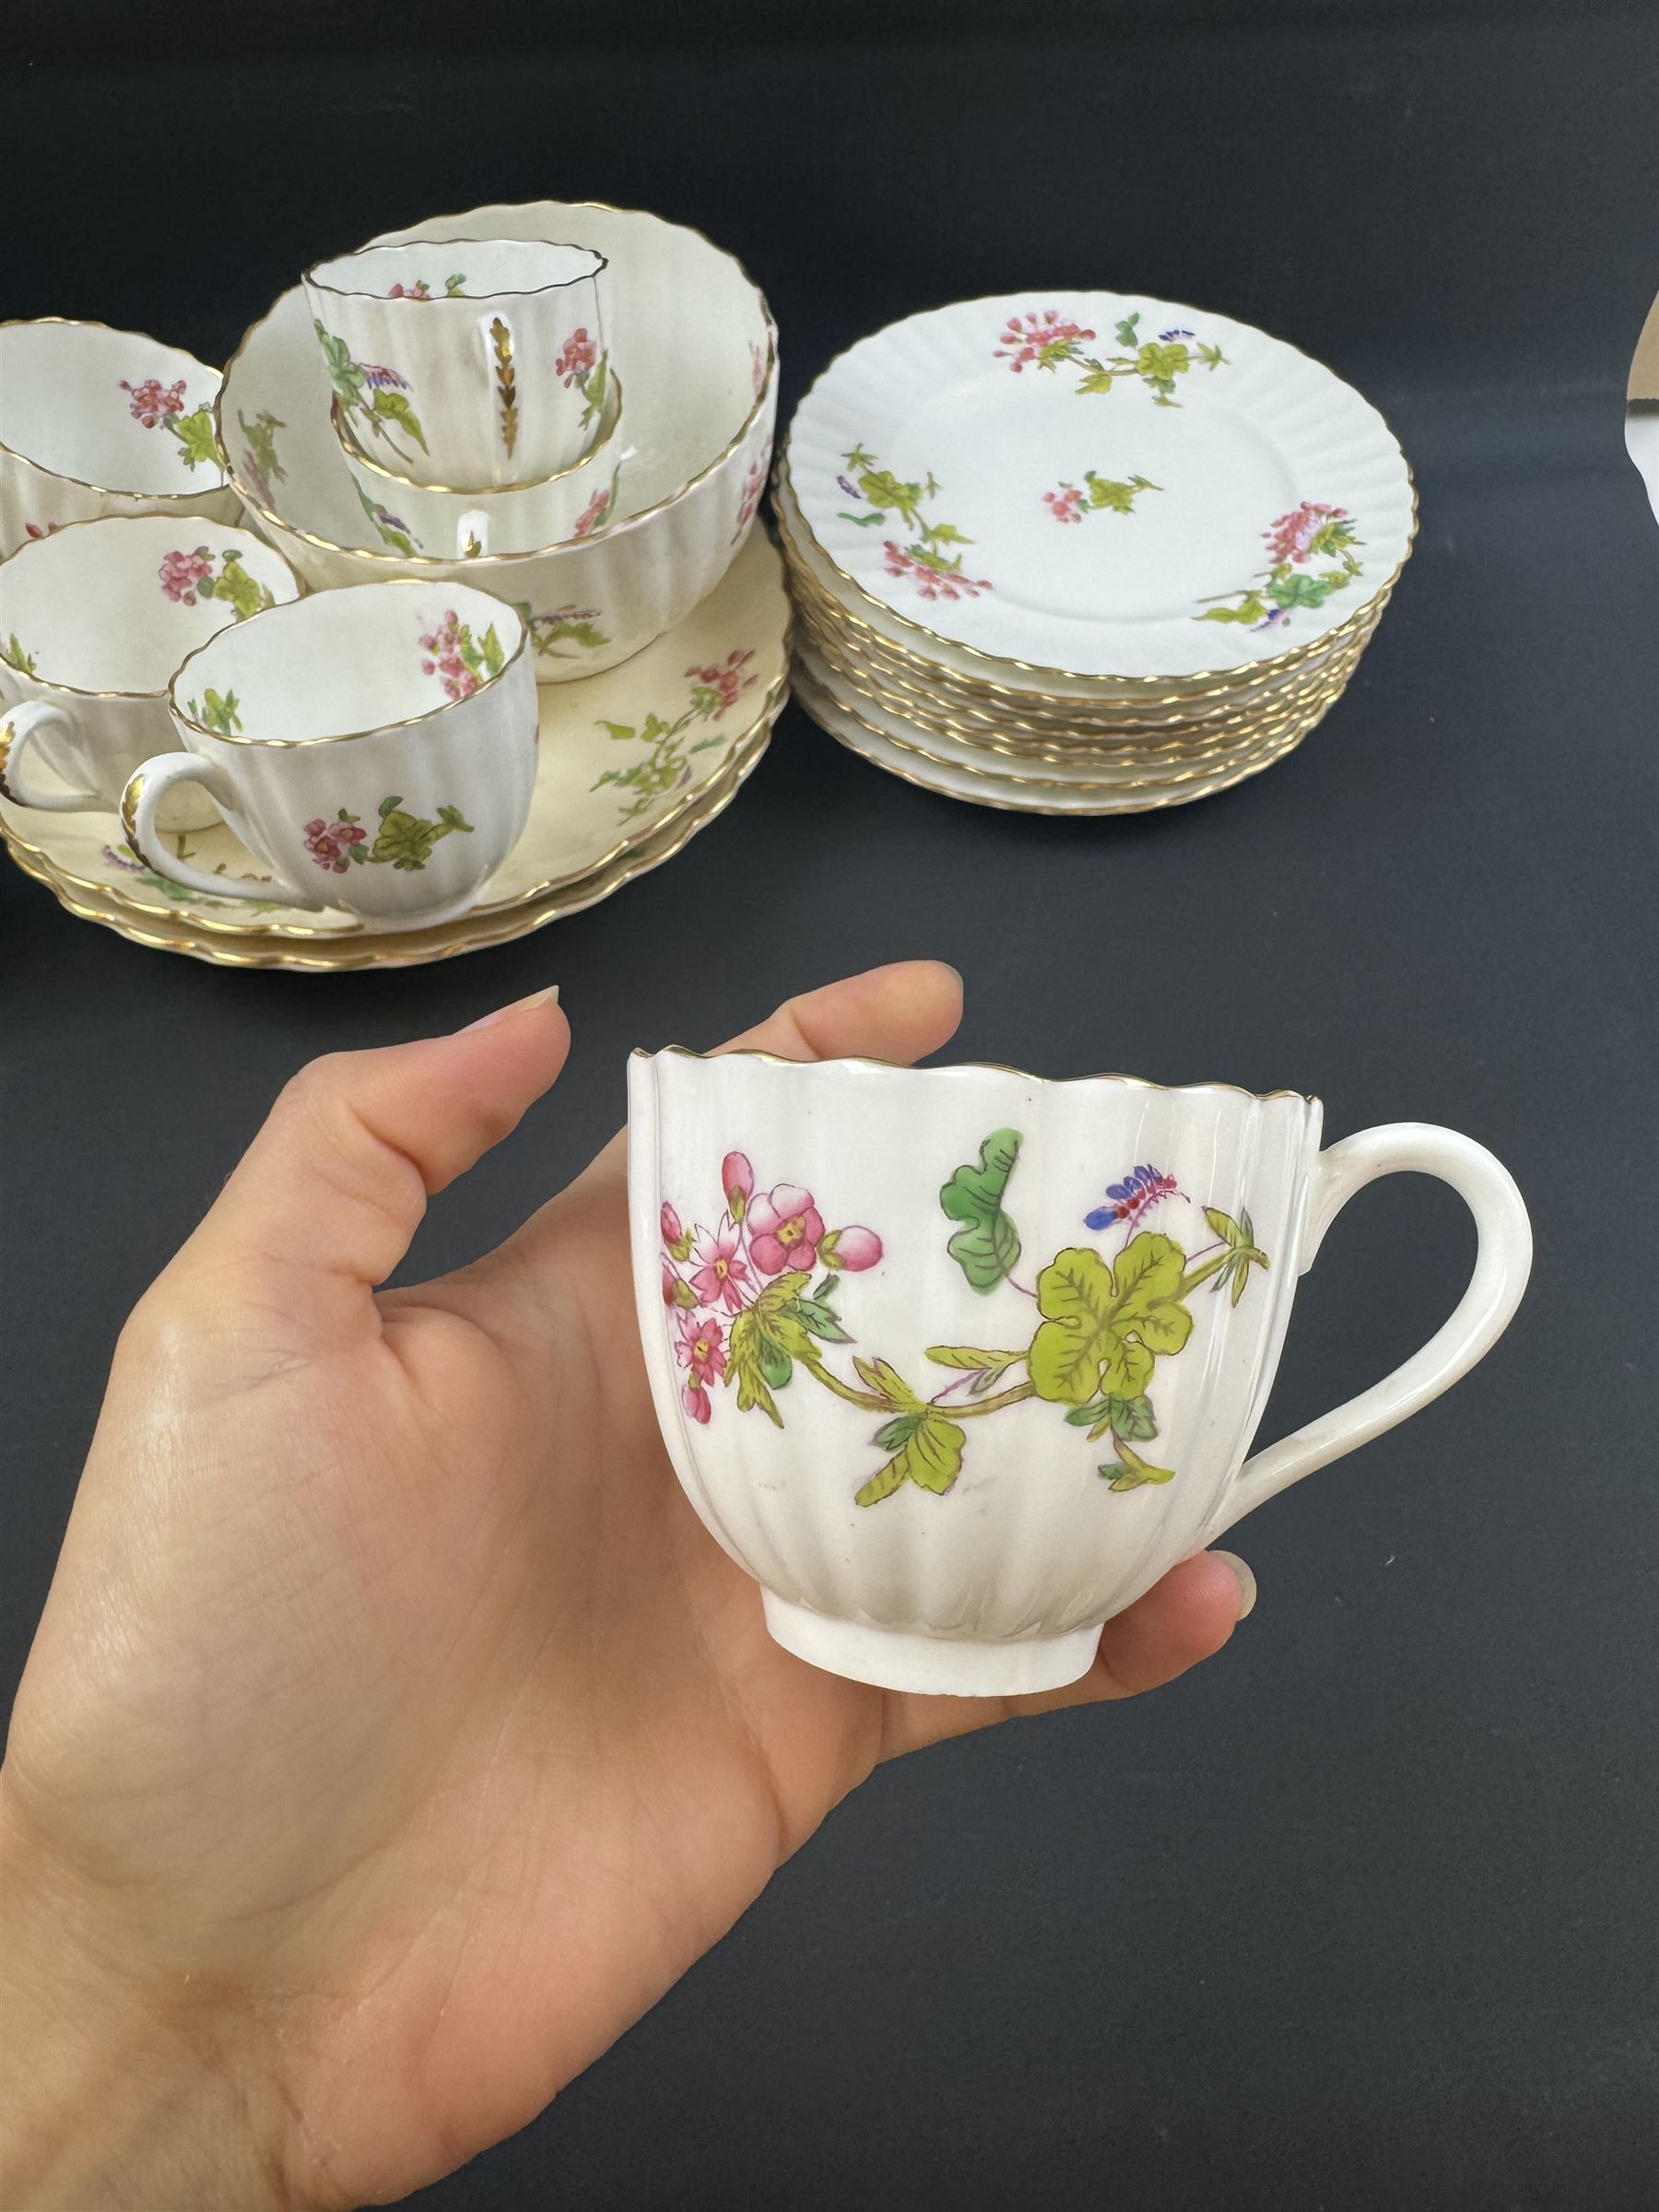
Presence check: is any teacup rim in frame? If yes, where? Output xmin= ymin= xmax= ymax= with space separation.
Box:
xmin=330 ymin=368 xmax=624 ymax=496
xmin=633 ymin=1043 xmax=1320 ymax=1109
xmin=303 ymin=237 xmax=610 ymax=303
xmin=0 ymin=511 xmax=299 ymax=701
xmin=165 ymin=578 xmax=529 ymax=748
xmin=0 ymin=316 xmax=231 ymax=497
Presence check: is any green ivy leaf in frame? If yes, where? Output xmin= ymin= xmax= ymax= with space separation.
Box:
xmin=1104 ymin=1439 xmax=1177 ymax=1490
xmin=1065 ymin=1394 xmax=1158 ymax=1443
xmin=171 ymin=406 xmax=223 ymax=471
xmin=1076 ymin=369 xmax=1114 ymax=395
xmin=727 ymin=1309 xmax=782 ymax=1426
xmin=784 ymin=1293 xmax=853 ymax=1344
xmin=939 ymin=1129 xmax=1023 ymax=1292
xmin=1198 ymin=598 xmax=1268 ymax=626
xmin=925 ymin=1345 xmax=1023 ymax=1393
xmin=757 ymin=1336 xmax=794 ymax=1389
xmin=855 ymin=1409 xmax=966 ymax=1508
xmin=852 ymin=1355 xmax=922 ymax=1412
xmin=1114 ymin=313 xmax=1141 ymax=347
xmin=371 ymin=388 xmax=429 ymax=453
xmin=1029 ymin=1235 xmax=1193 ymax=1406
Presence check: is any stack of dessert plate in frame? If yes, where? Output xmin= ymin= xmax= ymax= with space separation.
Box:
xmin=778 ymin=292 xmax=1416 ymax=813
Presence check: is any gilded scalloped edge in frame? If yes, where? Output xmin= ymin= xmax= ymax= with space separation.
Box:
xmin=634 ymin=1041 xmax=1318 ymax=1108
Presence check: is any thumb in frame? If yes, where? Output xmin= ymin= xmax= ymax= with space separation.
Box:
xmin=170 ymin=986 xmax=569 ymax=1330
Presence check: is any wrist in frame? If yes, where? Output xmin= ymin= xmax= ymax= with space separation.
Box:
xmin=0 ymin=1805 xmax=303 ymax=2209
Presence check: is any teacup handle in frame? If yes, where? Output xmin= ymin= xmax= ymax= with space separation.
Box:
xmin=120 ymin=752 xmax=317 ymax=909
xmin=1197 ymin=1123 xmax=1532 ymax=1547
xmin=0 ymin=700 xmax=104 ymax=811
xmin=478 ymin=312 xmax=520 ymax=475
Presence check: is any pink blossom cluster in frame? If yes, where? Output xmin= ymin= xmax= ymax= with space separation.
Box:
xmin=555 ymin=328 xmax=598 ymax=385
xmin=1264 ymin=500 xmax=1345 ymax=567
xmin=388 ymin=281 xmax=438 ymax=300
xmin=686 ymin=648 xmax=757 ymax=718
xmin=994 ymin=310 xmax=1097 ymax=372
xmin=120 ymin=375 xmax=187 ymax=428
xmin=158 ymin=547 xmax=215 ymax=605
xmin=419 ymin=610 xmax=480 ymax=702
xmin=1042 ymin=485 xmax=1086 ymax=524
xmin=24 ymin=521 xmax=64 ymax=541
xmin=303 ymin=815 xmax=367 ymax=873
xmin=571 ymin=483 xmax=612 ymax=538
xmin=882 ymin=540 xmax=993 ymax=601
xmin=660 ymin=1154 xmax=883 ymax=1424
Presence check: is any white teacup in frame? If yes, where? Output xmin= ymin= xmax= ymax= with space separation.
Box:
xmin=120 ymin=582 xmax=537 ymax=930
xmin=0 ymin=319 xmax=241 ymax=557
xmin=629 ymin=1052 xmax=1533 ymax=1696
xmin=332 ymin=369 xmax=624 ymax=559
xmin=0 ymin=513 xmax=300 ymax=826
xmin=304 ymin=239 xmax=609 ymax=489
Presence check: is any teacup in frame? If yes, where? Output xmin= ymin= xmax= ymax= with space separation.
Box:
xmin=119 ymin=581 xmax=536 ymax=930
xmin=0 ymin=512 xmax=300 ymax=828
xmin=304 ymin=239 xmax=609 ymax=489
xmin=0 ymin=318 xmax=241 ymax=557
xmin=332 ymin=369 xmax=624 ymax=559
xmin=629 ymin=1051 xmax=1532 ymax=1696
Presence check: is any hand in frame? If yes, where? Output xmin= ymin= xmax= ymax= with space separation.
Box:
xmin=0 ymin=964 xmax=1252 ymax=2207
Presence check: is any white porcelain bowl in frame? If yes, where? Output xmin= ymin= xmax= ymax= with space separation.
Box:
xmin=0 ymin=319 xmax=241 ymax=557
xmin=629 ymin=1050 xmax=1531 ymax=1697
xmin=217 ymin=201 xmax=777 ymax=683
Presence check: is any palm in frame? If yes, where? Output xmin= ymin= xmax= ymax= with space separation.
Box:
xmin=3 ymin=969 xmax=1242 ymax=2207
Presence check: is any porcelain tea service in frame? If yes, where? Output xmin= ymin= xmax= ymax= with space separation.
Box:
xmin=629 ymin=1052 xmax=1531 ymax=1694
xmin=0 ymin=513 xmax=300 ymax=823
xmin=119 ymin=581 xmax=538 ymax=929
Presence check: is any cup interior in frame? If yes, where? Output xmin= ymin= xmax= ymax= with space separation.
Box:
xmin=0 ymin=514 xmax=297 ymax=693
xmin=308 ymin=239 xmax=606 ymax=302
xmin=171 ymin=582 xmax=525 ymax=739
xmin=0 ymin=322 xmax=226 ymax=495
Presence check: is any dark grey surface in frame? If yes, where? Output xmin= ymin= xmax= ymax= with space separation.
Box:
xmin=5 ymin=6 xmax=1657 ymax=2206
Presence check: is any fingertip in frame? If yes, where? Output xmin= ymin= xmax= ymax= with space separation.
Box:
xmin=1093 ymin=1551 xmax=1245 ymax=1697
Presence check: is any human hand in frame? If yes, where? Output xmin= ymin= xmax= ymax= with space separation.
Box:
xmin=1 ymin=963 xmax=1251 ymax=2207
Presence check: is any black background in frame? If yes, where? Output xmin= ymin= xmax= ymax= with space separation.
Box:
xmin=5 ymin=4 xmax=1657 ymax=2206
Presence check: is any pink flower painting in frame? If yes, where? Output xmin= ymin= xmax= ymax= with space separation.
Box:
xmin=747 ymin=1185 xmax=827 ymax=1276
xmin=690 ymin=1216 xmax=751 ymax=1312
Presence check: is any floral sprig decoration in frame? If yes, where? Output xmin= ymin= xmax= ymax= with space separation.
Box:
xmin=120 ymin=376 xmax=222 ymax=470
xmin=419 ymin=609 xmax=506 ymax=701
xmin=302 ymin=794 xmax=476 ymax=875
xmin=994 ymin=308 xmax=1226 ymax=406
xmin=313 ymin=322 xmax=428 ymax=463
xmin=237 ymin=410 xmax=287 ymax=511
xmin=1 ymin=633 xmax=37 ymax=676
xmin=836 ymin=444 xmax=994 ymax=602
xmin=593 ymin=650 xmax=759 ymax=820
xmin=1042 ymin=470 xmax=1161 ymax=524
xmin=659 ymin=1131 xmax=1269 ymax=1504
xmin=158 ymin=547 xmax=275 ymax=619
xmin=186 ymin=688 xmax=242 ymax=735
xmin=387 ymin=275 xmax=467 ymax=299
xmin=659 ymin=1155 xmax=884 ymax=1427
xmin=1196 ymin=500 xmax=1364 ymax=630
xmin=554 ymin=326 xmax=609 ymax=434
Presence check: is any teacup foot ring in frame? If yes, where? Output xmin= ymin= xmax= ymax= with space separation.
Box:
xmin=760 ymin=1594 xmax=1101 ymax=1699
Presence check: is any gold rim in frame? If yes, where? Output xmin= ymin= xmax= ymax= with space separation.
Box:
xmin=791 ymin=587 xmax=1377 ymax=759
xmin=165 ymin=579 xmax=531 ymax=747
xmin=775 ymin=293 xmax=1419 ymax=685
xmin=779 ymin=493 xmax=1386 ymax=720
xmin=218 ymin=199 xmax=778 ymax=570
xmin=333 ymin=371 xmax=624 ymax=495
xmin=6 ymin=714 xmax=776 ymax=970
xmin=6 ymin=670 xmax=790 ymax=931
xmin=637 ymin=1043 xmax=1318 ymax=1108
xmin=0 ymin=317 xmax=231 ymax=496
xmin=797 ymin=651 xmax=1344 ymax=792
xmin=774 ymin=482 xmax=1394 ymax=711
xmin=0 ymin=512 xmax=301 ymax=702
xmin=304 ymin=237 xmax=609 ymax=301
xmin=794 ymin=662 xmax=1320 ymax=817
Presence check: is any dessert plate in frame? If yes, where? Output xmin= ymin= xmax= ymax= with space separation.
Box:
xmin=793 ymin=657 xmax=1316 ymax=817
xmin=786 ymin=293 xmax=1414 ymax=680
xmin=7 ymin=721 xmax=775 ymax=971
xmin=2 ymin=525 xmax=786 ymax=936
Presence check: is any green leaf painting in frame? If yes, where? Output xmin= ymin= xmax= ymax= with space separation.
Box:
xmin=660 ymin=1130 xmax=1270 ymax=1507
xmin=1196 ymin=502 xmax=1365 ymax=631
xmin=940 ymin=1129 xmax=1023 ymax=1292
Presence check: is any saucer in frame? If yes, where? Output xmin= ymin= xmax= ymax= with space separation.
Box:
xmin=7 ymin=719 xmax=775 ymax=970
xmin=2 ymin=524 xmax=787 ymax=939
xmin=786 ymin=292 xmax=1413 ymax=682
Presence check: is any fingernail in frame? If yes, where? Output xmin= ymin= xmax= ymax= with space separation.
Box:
xmin=462 ymin=985 xmax=559 ymax=1032
xmin=1213 ymin=1551 xmax=1256 ymax=1620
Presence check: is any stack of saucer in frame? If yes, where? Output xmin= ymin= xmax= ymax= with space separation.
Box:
xmin=778 ymin=292 xmax=1415 ymax=813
